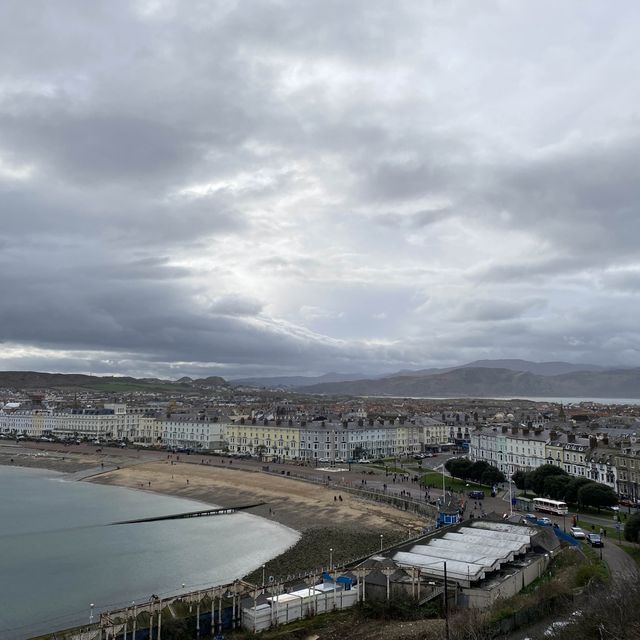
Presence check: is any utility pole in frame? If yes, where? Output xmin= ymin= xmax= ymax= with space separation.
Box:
xmin=443 ymin=561 xmax=450 ymax=640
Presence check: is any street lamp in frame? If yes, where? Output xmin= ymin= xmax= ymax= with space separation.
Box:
xmin=262 ymin=564 xmax=266 ymax=588
xmin=380 ymin=534 xmax=384 ymax=551
xmin=89 ymin=603 xmax=95 ymax=624
xmin=329 ymin=548 xmax=333 ymax=570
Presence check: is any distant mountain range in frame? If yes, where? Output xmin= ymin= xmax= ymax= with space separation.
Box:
xmin=232 ymin=360 xmax=640 ymax=399
xmin=300 ymin=366 xmax=640 ymax=399
xmin=231 ymin=371 xmax=373 ymax=388
xmin=1 ymin=360 xmax=638 ymax=399
xmin=0 ymin=371 xmax=228 ymax=393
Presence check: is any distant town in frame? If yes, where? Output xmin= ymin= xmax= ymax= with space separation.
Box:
xmin=2 ymin=373 xmax=640 ymax=503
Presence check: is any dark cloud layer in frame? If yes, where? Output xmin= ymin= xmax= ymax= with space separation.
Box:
xmin=0 ymin=0 xmax=639 ymax=378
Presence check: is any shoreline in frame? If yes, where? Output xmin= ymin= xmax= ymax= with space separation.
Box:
xmin=0 ymin=446 xmax=428 ymax=583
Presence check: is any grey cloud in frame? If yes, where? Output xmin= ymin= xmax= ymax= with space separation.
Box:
xmin=209 ymin=295 xmax=263 ymax=317
xmin=1 ymin=1 xmax=640 ymax=376
xmin=0 ymin=110 xmax=201 ymax=186
xmin=375 ymin=208 xmax=453 ymax=229
xmin=599 ymin=269 xmax=640 ymax=293
xmin=452 ymin=298 xmax=546 ymax=323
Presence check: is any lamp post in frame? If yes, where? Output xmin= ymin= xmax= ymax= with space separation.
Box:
xmin=329 ymin=547 xmax=333 ymax=570
xmin=380 ymin=534 xmax=384 ymax=552
xmin=262 ymin=564 xmax=266 ymax=588
xmin=89 ymin=603 xmax=95 ymax=625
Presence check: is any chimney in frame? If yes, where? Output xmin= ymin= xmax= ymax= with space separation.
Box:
xmin=288 ymin=419 xmax=293 ymax=426
xmin=522 ymin=427 xmax=530 ymax=436
xmin=512 ymin=426 xmax=519 ymax=435
xmin=240 ymin=417 xmax=245 ymax=425
xmin=502 ymin=425 xmax=508 ymax=433
xmin=567 ymin=433 xmax=576 ymax=443
xmin=400 ymin=417 xmax=406 ymax=425
xmin=343 ymin=420 xmax=348 ymax=428
xmin=358 ymin=418 xmax=364 ymax=427
xmin=263 ymin=418 xmax=268 ymax=426
xmin=589 ymin=436 xmax=597 ymax=449
xmin=549 ymin=430 xmax=557 ymax=441
xmin=602 ymin=436 xmax=609 ymax=446
xmin=276 ymin=419 xmax=281 ymax=426
xmin=369 ymin=418 xmax=374 ymax=426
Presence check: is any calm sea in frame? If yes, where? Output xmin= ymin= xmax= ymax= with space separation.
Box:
xmin=0 ymin=466 xmax=299 ymax=639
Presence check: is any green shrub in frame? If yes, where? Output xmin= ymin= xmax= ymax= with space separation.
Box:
xmin=574 ymin=561 xmax=607 ymax=588
xmin=624 ymin=512 xmax=640 ymax=543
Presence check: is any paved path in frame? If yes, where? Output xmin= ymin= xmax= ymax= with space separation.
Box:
xmin=601 ymin=537 xmax=639 ymax=583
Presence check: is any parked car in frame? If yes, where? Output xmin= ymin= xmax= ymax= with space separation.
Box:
xmin=570 ymin=526 xmax=586 ymax=539
xmin=524 ymin=513 xmax=538 ymax=523
xmin=317 ymin=457 xmax=330 ymax=463
xmin=468 ymin=490 xmax=485 ymax=499
xmin=539 ymin=517 xmax=552 ymax=526
xmin=586 ymin=533 xmax=604 ymax=547
xmin=358 ymin=458 xmax=371 ymax=464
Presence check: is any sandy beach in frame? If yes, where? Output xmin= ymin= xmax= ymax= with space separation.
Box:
xmin=89 ymin=459 xmax=426 ymax=534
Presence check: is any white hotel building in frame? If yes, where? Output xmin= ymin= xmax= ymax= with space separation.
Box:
xmin=161 ymin=417 xmax=225 ymax=451
xmin=469 ymin=425 xmax=548 ymax=476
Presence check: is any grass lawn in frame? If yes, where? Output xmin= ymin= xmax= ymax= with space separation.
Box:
xmin=621 ymin=544 xmax=640 ymax=567
xmin=419 ymin=471 xmax=485 ymax=492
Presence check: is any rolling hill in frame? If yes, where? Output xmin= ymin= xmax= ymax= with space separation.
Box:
xmin=299 ymin=366 xmax=640 ymax=399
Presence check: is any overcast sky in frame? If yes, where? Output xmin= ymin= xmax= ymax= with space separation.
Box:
xmin=1 ymin=0 xmax=639 ymax=379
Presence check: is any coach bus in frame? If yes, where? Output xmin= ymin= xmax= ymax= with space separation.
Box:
xmin=533 ymin=497 xmax=569 ymax=515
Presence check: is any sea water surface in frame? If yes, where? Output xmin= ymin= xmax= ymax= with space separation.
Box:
xmin=0 ymin=466 xmax=299 ymax=639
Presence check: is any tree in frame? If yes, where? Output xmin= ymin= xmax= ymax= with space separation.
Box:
xmin=577 ymin=482 xmax=618 ymax=511
xmin=445 ymin=457 xmax=474 ymax=480
xmin=543 ymin=474 xmax=570 ymax=500
xmin=564 ymin=476 xmax=592 ymax=504
xmin=624 ymin=512 xmax=640 ymax=543
xmin=511 ymin=470 xmax=528 ymax=490
xmin=529 ymin=464 xmax=568 ymax=495
xmin=468 ymin=460 xmax=491 ymax=481
xmin=480 ymin=466 xmax=505 ymax=485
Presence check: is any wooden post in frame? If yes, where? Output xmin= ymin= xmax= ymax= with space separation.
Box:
xmin=157 ymin=603 xmax=162 ymax=640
